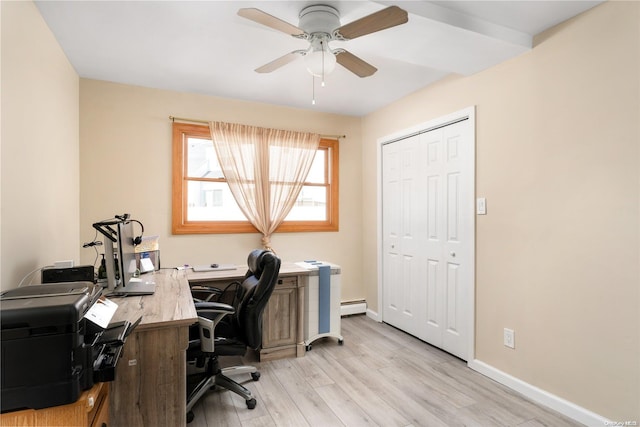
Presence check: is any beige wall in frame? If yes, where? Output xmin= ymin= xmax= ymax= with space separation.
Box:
xmin=0 ymin=1 xmax=80 ymax=291
xmin=78 ymin=80 xmax=363 ymax=302
xmin=362 ymin=1 xmax=639 ymax=421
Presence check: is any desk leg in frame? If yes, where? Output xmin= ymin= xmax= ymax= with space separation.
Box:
xmin=110 ymin=325 xmax=189 ymax=427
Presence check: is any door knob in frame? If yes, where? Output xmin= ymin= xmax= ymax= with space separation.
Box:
xmin=450 ymin=252 xmax=456 ymax=257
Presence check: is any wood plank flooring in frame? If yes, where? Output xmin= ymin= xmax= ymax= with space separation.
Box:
xmin=189 ymin=314 xmax=582 ymax=427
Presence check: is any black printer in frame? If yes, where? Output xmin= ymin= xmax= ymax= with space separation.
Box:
xmin=0 ymin=282 xmax=129 ymax=412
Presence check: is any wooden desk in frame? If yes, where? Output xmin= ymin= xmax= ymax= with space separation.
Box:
xmin=189 ymin=263 xmax=307 ymax=361
xmin=1 ymin=263 xmax=339 ymax=426
xmin=188 ymin=262 xmax=340 ymax=361
xmin=0 ymin=382 xmax=109 ymax=427
xmin=108 ymin=270 xmax=197 ymax=427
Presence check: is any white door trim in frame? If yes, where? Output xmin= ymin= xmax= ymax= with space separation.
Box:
xmin=376 ymin=106 xmax=476 ymax=362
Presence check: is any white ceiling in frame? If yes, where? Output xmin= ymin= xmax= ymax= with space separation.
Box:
xmin=35 ymin=1 xmax=602 ymax=117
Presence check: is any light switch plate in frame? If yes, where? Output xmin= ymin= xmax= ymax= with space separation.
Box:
xmin=477 ymin=197 xmax=487 ymax=215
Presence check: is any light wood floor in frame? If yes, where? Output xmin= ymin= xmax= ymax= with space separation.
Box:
xmin=189 ymin=314 xmax=582 ymax=427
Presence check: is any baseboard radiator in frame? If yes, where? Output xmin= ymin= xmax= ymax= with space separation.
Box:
xmin=340 ymin=300 xmax=367 ymax=316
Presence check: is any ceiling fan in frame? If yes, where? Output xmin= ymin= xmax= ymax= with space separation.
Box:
xmin=237 ymin=5 xmax=408 ymax=79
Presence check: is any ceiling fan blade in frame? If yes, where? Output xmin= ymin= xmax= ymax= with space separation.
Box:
xmin=238 ymin=8 xmax=305 ymax=37
xmin=335 ymin=50 xmax=377 ymax=77
xmin=255 ymin=51 xmax=302 ymax=73
xmin=334 ymin=6 xmax=408 ymax=40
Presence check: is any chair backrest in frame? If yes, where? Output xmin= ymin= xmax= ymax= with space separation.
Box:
xmin=234 ymin=249 xmax=281 ymax=350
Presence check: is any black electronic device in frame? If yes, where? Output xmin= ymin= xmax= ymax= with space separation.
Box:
xmin=41 ymin=265 xmax=94 ymax=284
xmin=0 ymin=282 xmax=127 ymax=412
xmin=91 ymin=317 xmax=137 ymax=382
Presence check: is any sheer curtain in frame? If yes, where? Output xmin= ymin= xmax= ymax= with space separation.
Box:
xmin=209 ymin=121 xmax=320 ymax=250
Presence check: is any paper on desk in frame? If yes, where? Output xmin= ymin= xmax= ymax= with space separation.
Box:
xmin=84 ymin=296 xmax=118 ymax=329
xmin=140 ymin=257 xmax=155 ymax=273
xmin=191 ymin=264 xmax=237 ymax=272
xmin=296 ymin=261 xmax=328 ymax=270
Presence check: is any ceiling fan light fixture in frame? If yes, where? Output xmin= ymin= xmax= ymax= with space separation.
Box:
xmin=304 ymin=43 xmax=336 ymax=78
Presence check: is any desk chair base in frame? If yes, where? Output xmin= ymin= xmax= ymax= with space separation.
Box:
xmin=186 ymin=358 xmax=259 ymax=423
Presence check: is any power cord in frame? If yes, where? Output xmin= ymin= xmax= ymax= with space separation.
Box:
xmin=83 ymin=229 xmax=103 ymax=269
xmin=17 ymin=265 xmax=54 ymax=287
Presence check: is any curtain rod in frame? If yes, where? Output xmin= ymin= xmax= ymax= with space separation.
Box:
xmin=169 ymin=116 xmax=346 ymax=139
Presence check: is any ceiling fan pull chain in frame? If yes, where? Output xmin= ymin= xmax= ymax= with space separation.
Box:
xmin=321 ymin=40 xmax=326 ymax=87
xmin=311 ymin=75 xmax=316 ymax=105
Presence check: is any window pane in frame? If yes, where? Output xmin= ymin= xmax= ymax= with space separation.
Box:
xmin=286 ymin=186 xmax=327 ymax=221
xmin=186 ymin=181 xmax=246 ymax=221
xmin=268 ymin=145 xmax=322 ymax=183
xmin=306 ymin=150 xmax=325 ymax=184
xmin=187 ymin=137 xmax=224 ymax=179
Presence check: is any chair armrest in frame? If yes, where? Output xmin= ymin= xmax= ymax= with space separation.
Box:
xmin=191 ymin=285 xmax=223 ymax=302
xmin=194 ymin=302 xmax=235 ymax=353
xmin=196 ymin=316 xmax=215 ymax=353
xmin=194 ymin=301 xmax=234 ymax=314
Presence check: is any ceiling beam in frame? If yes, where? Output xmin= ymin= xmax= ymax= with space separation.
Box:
xmin=374 ymin=1 xmax=532 ymax=49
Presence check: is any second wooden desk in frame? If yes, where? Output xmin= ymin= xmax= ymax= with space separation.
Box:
xmin=188 ymin=263 xmax=311 ymax=361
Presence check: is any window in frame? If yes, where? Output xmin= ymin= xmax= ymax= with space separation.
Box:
xmin=172 ymin=122 xmax=339 ymax=234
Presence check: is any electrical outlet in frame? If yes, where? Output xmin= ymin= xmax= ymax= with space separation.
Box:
xmin=54 ymin=260 xmax=74 ymax=268
xmin=504 ymin=328 xmax=515 ymax=349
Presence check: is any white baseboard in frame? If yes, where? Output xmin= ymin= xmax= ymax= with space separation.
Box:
xmin=340 ymin=301 xmax=367 ymax=316
xmin=365 ymin=308 xmax=380 ymax=322
xmin=468 ymin=360 xmax=611 ymax=426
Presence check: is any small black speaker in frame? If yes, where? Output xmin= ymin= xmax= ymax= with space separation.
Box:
xmin=41 ymin=265 xmax=95 ymax=284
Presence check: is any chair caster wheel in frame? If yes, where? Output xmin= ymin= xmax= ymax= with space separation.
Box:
xmin=305 ymin=344 xmax=312 ymax=351
xmin=186 ymin=411 xmax=194 ymax=424
xmin=338 ymin=339 xmax=344 ymax=345
xmin=246 ymin=398 xmax=257 ymax=409
xmin=251 ymin=372 xmax=260 ymax=381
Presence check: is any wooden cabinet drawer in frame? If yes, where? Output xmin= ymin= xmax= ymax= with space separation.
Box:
xmin=262 ymin=286 xmax=297 ymax=348
xmin=89 ymin=383 xmax=109 ymax=427
xmin=276 ymin=276 xmax=297 ymax=288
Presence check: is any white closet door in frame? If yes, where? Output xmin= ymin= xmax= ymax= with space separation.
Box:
xmin=382 ymin=118 xmax=473 ymax=361
xmin=422 ymin=121 xmax=473 ymax=359
xmin=381 ymin=134 xmax=426 ymax=335
xmin=422 ymin=127 xmax=446 ymax=347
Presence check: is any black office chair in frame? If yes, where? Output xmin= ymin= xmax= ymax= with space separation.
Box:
xmin=186 ymin=249 xmax=280 ymax=423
